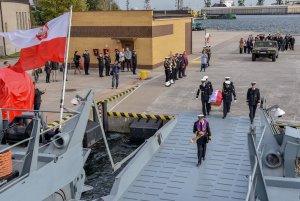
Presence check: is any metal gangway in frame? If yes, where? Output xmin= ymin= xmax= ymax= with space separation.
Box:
xmin=104 ymin=113 xmax=263 ymax=201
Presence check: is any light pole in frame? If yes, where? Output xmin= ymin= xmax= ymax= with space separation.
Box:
xmin=204 ymin=28 xmax=207 ymax=46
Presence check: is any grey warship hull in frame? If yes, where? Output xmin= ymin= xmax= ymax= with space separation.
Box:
xmin=0 ymin=90 xmax=97 ymax=201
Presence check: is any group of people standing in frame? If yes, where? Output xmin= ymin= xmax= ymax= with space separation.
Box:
xmin=73 ymin=48 xmax=138 ymax=89
xmin=239 ymin=33 xmax=296 ymax=54
xmin=164 ymin=51 xmax=188 ymax=87
xmin=195 ymin=76 xmax=260 ymax=123
xmin=194 ymin=78 xmax=261 ymax=166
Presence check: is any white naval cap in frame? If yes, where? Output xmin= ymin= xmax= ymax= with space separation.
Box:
xmin=165 ymin=57 xmax=170 ymax=59
xmin=203 ymin=76 xmax=208 ymax=80
xmin=251 ymin=81 xmax=257 ymax=84
xmin=198 ymin=114 xmax=205 ymax=118
xmin=225 ymin=76 xmax=231 ymax=80
xmin=201 ymin=78 xmax=206 ymax=82
xmin=225 ymin=80 xmax=231 ymax=85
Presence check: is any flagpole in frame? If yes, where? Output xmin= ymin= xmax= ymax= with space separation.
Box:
xmin=59 ymin=6 xmax=73 ymax=129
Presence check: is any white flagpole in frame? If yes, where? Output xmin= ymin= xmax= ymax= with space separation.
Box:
xmin=59 ymin=6 xmax=73 ymax=129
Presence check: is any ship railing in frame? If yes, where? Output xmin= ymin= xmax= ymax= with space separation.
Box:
xmin=245 ymin=111 xmax=270 ymax=201
xmin=0 ymin=108 xmax=80 ymax=154
xmin=0 ymin=109 xmax=79 ymax=151
xmin=0 ymin=108 xmax=81 ymax=189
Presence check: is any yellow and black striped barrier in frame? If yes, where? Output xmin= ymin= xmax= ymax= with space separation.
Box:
xmin=275 ymin=124 xmax=300 ymax=130
xmin=47 ymin=86 xmax=139 ymax=128
xmin=96 ymin=86 xmax=138 ymax=104
xmin=48 ymin=114 xmax=74 ymax=128
xmin=107 ymin=112 xmax=174 ymax=121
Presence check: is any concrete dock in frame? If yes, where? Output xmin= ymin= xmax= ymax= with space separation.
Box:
xmin=201 ymin=5 xmax=300 ymax=15
xmin=4 ymin=30 xmax=298 ymax=123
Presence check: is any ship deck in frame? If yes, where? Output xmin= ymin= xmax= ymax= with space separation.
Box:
xmin=104 ymin=113 xmax=262 ymax=201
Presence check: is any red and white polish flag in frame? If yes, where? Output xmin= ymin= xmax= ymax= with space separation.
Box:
xmin=0 ymin=12 xmax=70 ymax=72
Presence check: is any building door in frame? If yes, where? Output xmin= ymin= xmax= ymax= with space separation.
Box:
xmin=121 ymin=41 xmax=134 ymax=51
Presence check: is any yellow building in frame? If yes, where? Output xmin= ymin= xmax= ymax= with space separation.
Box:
xmin=0 ymin=0 xmax=31 ymax=55
xmin=70 ymin=10 xmax=192 ymax=69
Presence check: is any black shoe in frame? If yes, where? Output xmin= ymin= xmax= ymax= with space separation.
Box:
xmin=207 ymin=113 xmax=210 ymax=116
xmin=197 ymin=161 xmax=201 ymax=167
xmin=202 ymin=157 xmax=205 ymax=161
xmin=222 ymin=116 xmax=225 ymax=119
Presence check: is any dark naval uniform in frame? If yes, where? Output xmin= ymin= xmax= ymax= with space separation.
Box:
xmin=222 ymin=83 xmax=236 ymax=118
xmin=171 ymin=58 xmax=177 ymax=82
xmin=97 ymin=54 xmax=104 ymax=77
xmin=132 ymin=51 xmax=137 ymax=75
xmin=247 ymin=87 xmax=260 ymax=124
xmin=193 ymin=119 xmax=211 ymax=165
xmin=196 ymin=83 xmax=211 ymax=116
xmin=104 ymin=54 xmax=111 ymax=76
xmin=164 ymin=59 xmax=171 ymax=86
xmin=177 ymin=55 xmax=183 ymax=78
xmin=206 ymin=80 xmax=213 ymax=114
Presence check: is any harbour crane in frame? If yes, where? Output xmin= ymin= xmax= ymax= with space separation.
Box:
xmin=126 ymin=0 xmax=129 ymax=10
xmin=238 ymin=0 xmax=245 ymax=6
xmin=257 ymin=0 xmax=264 ymax=5
xmin=144 ymin=0 xmax=151 ymax=10
xmin=204 ymin=0 xmax=212 ymax=7
xmin=175 ymin=0 xmax=184 ymax=9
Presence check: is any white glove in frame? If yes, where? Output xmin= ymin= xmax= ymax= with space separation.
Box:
xmin=234 ymin=100 xmax=237 ymax=103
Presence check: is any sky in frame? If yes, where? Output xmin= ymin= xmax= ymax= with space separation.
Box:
xmin=115 ymin=0 xmax=275 ymax=10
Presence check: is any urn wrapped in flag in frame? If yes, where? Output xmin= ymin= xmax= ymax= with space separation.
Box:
xmin=0 ymin=12 xmax=70 ymax=72
xmin=209 ymin=90 xmax=222 ymax=106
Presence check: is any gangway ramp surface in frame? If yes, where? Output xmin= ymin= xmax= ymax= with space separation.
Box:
xmin=104 ymin=113 xmax=261 ymax=201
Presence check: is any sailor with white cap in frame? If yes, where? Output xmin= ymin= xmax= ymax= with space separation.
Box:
xmin=164 ymin=57 xmax=171 ymax=87
xmin=203 ymin=75 xmax=213 ymax=114
xmin=193 ymin=114 xmax=212 ymax=166
xmin=222 ymin=80 xmax=237 ymax=119
xmin=196 ymin=78 xmax=211 ymax=116
xmin=223 ymin=76 xmax=235 ymax=91
xmin=247 ymin=81 xmax=260 ymax=124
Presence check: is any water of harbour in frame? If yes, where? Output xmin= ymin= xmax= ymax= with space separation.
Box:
xmin=202 ymin=15 xmax=300 ymax=34
xmin=82 ymin=133 xmax=140 ymax=200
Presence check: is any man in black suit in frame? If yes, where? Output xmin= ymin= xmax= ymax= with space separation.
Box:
xmin=247 ymin=82 xmax=260 ymax=124
xmin=83 ymin=49 xmax=90 ymax=75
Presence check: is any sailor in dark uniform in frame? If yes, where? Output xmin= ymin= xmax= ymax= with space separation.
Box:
xmin=223 ymin=77 xmax=235 ymax=91
xmin=222 ymin=80 xmax=237 ymax=119
xmin=247 ymin=82 xmax=260 ymax=124
xmin=203 ymin=76 xmax=213 ymax=115
xmin=164 ymin=57 xmax=171 ymax=87
xmin=177 ymin=54 xmax=183 ymax=78
xmin=193 ymin=114 xmax=212 ymax=166
xmin=97 ymin=53 xmax=104 ymax=77
xmin=196 ymin=78 xmax=211 ymax=116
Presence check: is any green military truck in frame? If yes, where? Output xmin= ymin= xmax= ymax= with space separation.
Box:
xmin=252 ymin=41 xmax=279 ymax=62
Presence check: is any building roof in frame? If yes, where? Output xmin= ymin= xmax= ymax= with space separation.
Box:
xmin=0 ymin=0 xmax=29 ymax=4
xmin=153 ymin=10 xmax=193 ymax=19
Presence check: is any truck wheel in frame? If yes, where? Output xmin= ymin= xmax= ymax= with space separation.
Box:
xmin=272 ymin=54 xmax=276 ymax=62
xmin=252 ymin=54 xmax=256 ymax=61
